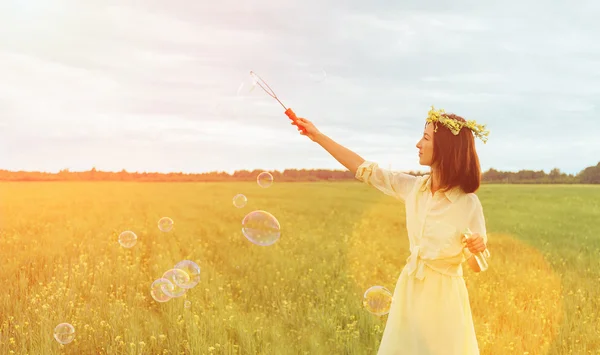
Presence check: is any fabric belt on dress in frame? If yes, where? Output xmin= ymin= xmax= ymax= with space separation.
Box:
xmin=405 ymin=245 xmax=464 ymax=280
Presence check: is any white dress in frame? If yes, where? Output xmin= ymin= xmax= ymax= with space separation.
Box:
xmin=355 ymin=161 xmax=488 ymax=355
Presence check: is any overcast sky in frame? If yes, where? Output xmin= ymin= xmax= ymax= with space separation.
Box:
xmin=1 ymin=0 xmax=598 ymax=175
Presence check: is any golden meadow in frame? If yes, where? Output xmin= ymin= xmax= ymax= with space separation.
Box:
xmin=0 ymin=181 xmax=599 ymax=354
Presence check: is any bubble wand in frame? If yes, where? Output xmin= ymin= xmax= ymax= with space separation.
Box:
xmin=248 ymin=71 xmax=306 ymax=133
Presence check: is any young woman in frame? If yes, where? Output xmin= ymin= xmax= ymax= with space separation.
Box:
xmin=292 ymin=107 xmax=490 ymax=355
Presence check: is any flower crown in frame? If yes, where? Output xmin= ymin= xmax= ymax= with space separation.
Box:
xmin=426 ymin=106 xmax=490 ymax=144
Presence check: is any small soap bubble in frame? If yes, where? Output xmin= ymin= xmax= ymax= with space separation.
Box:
xmin=236 ymin=72 xmax=261 ymax=98
xmin=184 ymin=300 xmax=191 ymax=309
xmin=174 ymin=260 xmax=201 ymax=289
xmin=257 ymin=172 xmax=273 ymax=188
xmin=53 ymin=323 xmax=75 ymax=344
xmin=158 ymin=217 xmax=174 ymax=232
xmin=233 ymin=194 xmax=248 ymax=208
xmin=242 ymin=210 xmax=281 ymax=246
xmin=236 ymin=82 xmax=253 ymax=97
xmin=363 ymin=286 xmax=393 ymax=316
xmin=162 ymin=269 xmax=189 ymax=298
xmin=308 ymin=67 xmax=327 ymax=83
xmin=118 ymin=231 xmax=137 ymax=248
xmin=151 ymin=278 xmax=174 ymax=303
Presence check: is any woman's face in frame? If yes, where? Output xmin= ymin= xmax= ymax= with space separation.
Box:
xmin=416 ymin=123 xmax=434 ymax=166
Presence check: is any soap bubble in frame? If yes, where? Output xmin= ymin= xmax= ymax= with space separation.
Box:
xmin=233 ymin=194 xmax=248 ymax=208
xmin=164 ymin=268 xmax=192 ymax=288
xmin=174 ymin=260 xmax=201 ymax=288
xmin=184 ymin=300 xmax=191 ymax=309
xmin=158 ymin=217 xmax=174 ymax=232
xmin=236 ymin=81 xmax=254 ymax=97
xmin=242 ymin=210 xmax=281 ymax=246
xmin=150 ymin=278 xmax=174 ymax=303
xmin=53 ymin=323 xmax=75 ymax=344
xmin=161 ymin=269 xmax=188 ymax=298
xmin=308 ymin=67 xmax=327 ymax=83
xmin=257 ymin=172 xmax=273 ymax=188
xmin=236 ymin=72 xmax=262 ymax=98
xmin=363 ymin=286 xmax=393 ymax=316
xmin=118 ymin=231 xmax=137 ymax=248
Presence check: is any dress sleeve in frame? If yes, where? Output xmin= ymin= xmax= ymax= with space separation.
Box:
xmin=463 ymin=194 xmax=488 ymax=260
xmin=354 ymin=160 xmax=418 ymax=202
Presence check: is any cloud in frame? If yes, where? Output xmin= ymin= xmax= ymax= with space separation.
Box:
xmin=0 ymin=0 xmax=598 ymax=175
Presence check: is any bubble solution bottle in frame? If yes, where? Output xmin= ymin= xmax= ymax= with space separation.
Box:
xmin=463 ymin=228 xmax=489 ymax=272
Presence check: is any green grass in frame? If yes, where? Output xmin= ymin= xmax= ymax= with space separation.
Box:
xmin=0 ymin=181 xmax=598 ymax=354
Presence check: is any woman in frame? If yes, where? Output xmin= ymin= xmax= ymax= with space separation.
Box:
xmin=292 ymin=107 xmax=490 ymax=355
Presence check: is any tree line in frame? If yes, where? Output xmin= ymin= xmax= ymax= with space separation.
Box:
xmin=0 ymin=162 xmax=599 ymax=184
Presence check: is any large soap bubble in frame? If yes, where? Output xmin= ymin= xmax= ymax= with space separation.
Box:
xmin=242 ymin=210 xmax=281 ymax=246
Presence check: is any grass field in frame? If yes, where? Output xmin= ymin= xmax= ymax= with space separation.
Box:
xmin=0 ymin=181 xmax=599 ymax=354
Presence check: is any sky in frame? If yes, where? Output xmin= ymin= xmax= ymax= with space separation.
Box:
xmin=0 ymin=0 xmax=598 ymax=175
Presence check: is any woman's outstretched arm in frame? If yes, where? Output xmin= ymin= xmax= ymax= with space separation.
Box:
xmin=292 ymin=117 xmax=365 ymax=174
xmin=293 ymin=117 xmax=417 ymax=201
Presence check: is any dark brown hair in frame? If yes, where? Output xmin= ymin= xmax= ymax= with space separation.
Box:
xmin=427 ymin=113 xmax=481 ymax=193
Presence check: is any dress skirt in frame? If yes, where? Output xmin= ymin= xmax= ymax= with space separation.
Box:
xmin=377 ymin=264 xmax=480 ymax=355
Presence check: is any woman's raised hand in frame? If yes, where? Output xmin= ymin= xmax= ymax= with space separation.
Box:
xmin=291 ymin=117 xmax=321 ymax=142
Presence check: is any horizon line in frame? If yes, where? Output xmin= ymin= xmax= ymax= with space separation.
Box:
xmin=0 ymin=165 xmax=588 ymax=176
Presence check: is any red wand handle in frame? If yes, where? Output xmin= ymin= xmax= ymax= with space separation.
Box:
xmin=285 ymin=108 xmax=306 ymax=134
